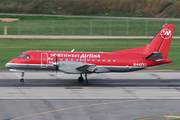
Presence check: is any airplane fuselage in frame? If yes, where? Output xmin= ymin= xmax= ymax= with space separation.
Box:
xmin=6 ymin=51 xmax=172 ymax=74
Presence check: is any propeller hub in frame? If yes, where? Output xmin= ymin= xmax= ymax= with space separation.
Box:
xmin=53 ymin=62 xmax=58 ymax=66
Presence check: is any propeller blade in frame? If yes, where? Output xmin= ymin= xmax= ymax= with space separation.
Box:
xmin=56 ymin=52 xmax=58 ymax=75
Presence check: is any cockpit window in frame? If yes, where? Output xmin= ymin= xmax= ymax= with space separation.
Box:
xmin=17 ymin=54 xmax=25 ymax=58
xmin=23 ymin=55 xmax=31 ymax=59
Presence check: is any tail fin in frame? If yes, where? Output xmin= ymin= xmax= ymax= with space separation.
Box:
xmin=144 ymin=24 xmax=175 ymax=58
xmin=111 ymin=24 xmax=175 ymax=58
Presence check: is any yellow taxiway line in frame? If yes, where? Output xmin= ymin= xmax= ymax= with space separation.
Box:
xmin=138 ymin=112 xmax=180 ymax=120
xmin=11 ymin=99 xmax=143 ymax=120
xmin=165 ymin=115 xmax=180 ymax=118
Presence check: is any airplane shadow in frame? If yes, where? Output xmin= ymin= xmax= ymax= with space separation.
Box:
xmin=0 ymin=79 xmax=180 ymax=87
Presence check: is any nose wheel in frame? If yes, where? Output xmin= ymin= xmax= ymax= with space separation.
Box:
xmin=20 ymin=72 xmax=25 ymax=83
xmin=20 ymin=78 xmax=24 ymax=83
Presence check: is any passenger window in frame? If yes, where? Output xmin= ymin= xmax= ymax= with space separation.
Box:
xmin=23 ymin=55 xmax=31 ymax=59
xmin=108 ymin=58 xmax=110 ymax=62
xmin=82 ymin=58 xmax=84 ymax=61
xmin=71 ymin=58 xmax=73 ymax=61
xmin=113 ymin=59 xmax=116 ymax=62
xmin=92 ymin=58 xmax=95 ymax=61
xmin=103 ymin=58 xmax=105 ymax=62
xmin=51 ymin=57 xmax=53 ymax=60
xmin=60 ymin=57 xmax=63 ymax=60
xmin=98 ymin=58 xmax=100 ymax=61
xmin=66 ymin=57 xmax=68 ymax=61
xmin=76 ymin=58 xmax=78 ymax=61
xmin=87 ymin=58 xmax=89 ymax=61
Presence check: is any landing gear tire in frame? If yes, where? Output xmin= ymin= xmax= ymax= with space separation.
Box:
xmin=20 ymin=78 xmax=24 ymax=83
xmin=78 ymin=77 xmax=83 ymax=82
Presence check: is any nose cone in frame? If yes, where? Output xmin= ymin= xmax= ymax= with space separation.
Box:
xmin=5 ymin=63 xmax=11 ymax=68
xmin=5 ymin=58 xmax=18 ymax=69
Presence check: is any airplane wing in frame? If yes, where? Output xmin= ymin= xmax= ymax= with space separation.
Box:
xmin=57 ymin=61 xmax=97 ymax=74
xmin=76 ymin=64 xmax=97 ymax=72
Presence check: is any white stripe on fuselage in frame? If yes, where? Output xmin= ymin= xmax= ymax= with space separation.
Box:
xmin=6 ymin=63 xmax=147 ymax=69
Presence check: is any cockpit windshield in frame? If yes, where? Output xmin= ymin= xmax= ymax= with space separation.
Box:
xmin=23 ymin=55 xmax=31 ymax=59
xmin=17 ymin=54 xmax=25 ymax=58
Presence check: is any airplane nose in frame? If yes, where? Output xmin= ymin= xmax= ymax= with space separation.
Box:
xmin=5 ymin=63 xmax=10 ymax=68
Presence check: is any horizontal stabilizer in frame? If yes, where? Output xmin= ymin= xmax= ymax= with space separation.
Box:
xmin=146 ymin=52 xmax=164 ymax=61
xmin=76 ymin=64 xmax=96 ymax=72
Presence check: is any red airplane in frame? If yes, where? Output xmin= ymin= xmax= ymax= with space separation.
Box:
xmin=5 ymin=24 xmax=175 ymax=86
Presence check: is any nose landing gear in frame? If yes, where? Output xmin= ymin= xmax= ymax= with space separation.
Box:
xmin=20 ymin=72 xmax=25 ymax=83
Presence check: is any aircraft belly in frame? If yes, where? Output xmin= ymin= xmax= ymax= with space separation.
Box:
xmin=96 ymin=66 xmax=145 ymax=73
xmin=7 ymin=64 xmax=29 ymax=70
xmin=7 ymin=64 xmax=55 ymax=71
xmin=28 ymin=65 xmax=55 ymax=70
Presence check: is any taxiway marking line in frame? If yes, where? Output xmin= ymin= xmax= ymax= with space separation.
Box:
xmin=165 ymin=115 xmax=180 ymax=118
xmin=10 ymin=99 xmax=143 ymax=120
xmin=137 ymin=112 xmax=180 ymax=120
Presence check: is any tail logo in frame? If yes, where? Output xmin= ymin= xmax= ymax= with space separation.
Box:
xmin=160 ymin=29 xmax=172 ymax=39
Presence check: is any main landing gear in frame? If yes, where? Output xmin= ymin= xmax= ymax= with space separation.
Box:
xmin=78 ymin=73 xmax=88 ymax=86
xmin=20 ymin=72 xmax=25 ymax=83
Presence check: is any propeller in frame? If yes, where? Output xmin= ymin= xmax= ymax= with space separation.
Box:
xmin=55 ymin=52 xmax=58 ymax=75
xmin=52 ymin=52 xmax=59 ymax=78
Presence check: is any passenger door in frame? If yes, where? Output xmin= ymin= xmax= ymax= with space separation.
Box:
xmin=41 ymin=53 xmax=48 ymax=68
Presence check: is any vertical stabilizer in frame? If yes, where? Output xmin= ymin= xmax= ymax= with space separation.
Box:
xmin=143 ymin=24 xmax=175 ymax=58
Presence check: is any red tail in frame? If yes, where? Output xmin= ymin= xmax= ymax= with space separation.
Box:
xmin=143 ymin=24 xmax=175 ymax=58
xmin=111 ymin=24 xmax=175 ymax=59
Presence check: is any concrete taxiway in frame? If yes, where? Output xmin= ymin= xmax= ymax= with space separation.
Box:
xmin=0 ymin=70 xmax=180 ymax=120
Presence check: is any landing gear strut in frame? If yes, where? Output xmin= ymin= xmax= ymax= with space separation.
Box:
xmin=78 ymin=73 xmax=88 ymax=86
xmin=20 ymin=72 xmax=25 ymax=83
xmin=83 ymin=73 xmax=88 ymax=86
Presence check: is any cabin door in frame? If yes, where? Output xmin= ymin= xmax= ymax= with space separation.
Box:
xmin=41 ymin=53 xmax=48 ymax=68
